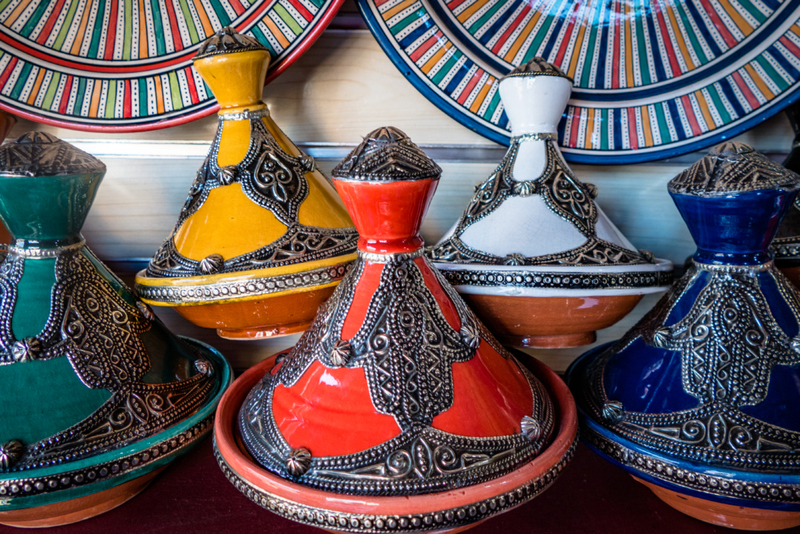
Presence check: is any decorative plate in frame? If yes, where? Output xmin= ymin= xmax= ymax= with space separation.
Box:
xmin=0 ymin=0 xmax=343 ymax=131
xmin=358 ymin=0 xmax=800 ymax=163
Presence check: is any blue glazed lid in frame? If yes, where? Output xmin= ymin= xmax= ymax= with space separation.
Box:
xmin=668 ymin=142 xmax=800 ymax=266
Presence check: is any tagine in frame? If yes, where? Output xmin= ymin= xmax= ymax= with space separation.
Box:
xmin=213 ymin=127 xmax=578 ymax=533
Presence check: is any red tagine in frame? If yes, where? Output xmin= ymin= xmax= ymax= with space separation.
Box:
xmin=213 ymin=127 xmax=578 ymax=533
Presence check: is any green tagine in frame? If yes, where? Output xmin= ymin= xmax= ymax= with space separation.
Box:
xmin=0 ymin=133 xmax=231 ymax=527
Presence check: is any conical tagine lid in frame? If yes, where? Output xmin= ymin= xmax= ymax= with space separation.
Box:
xmin=238 ymin=126 xmax=556 ymax=490
xmin=0 ymin=133 xmax=230 ymax=527
xmin=428 ymin=58 xmax=672 ymax=350
xmin=429 ymin=58 xmax=663 ymax=271
xmin=567 ymin=142 xmax=800 ymax=529
xmin=135 ymin=27 xmax=358 ymax=340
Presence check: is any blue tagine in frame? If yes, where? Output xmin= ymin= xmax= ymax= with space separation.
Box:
xmin=566 ymin=142 xmax=800 ymax=530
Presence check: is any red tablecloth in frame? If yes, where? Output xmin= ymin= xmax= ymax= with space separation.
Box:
xmin=3 ymin=440 xmax=753 ymax=533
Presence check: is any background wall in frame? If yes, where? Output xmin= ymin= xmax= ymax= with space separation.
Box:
xmin=6 ymin=4 xmax=796 ymax=373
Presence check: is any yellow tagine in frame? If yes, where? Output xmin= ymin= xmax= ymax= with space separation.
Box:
xmin=135 ymin=27 xmax=357 ymax=340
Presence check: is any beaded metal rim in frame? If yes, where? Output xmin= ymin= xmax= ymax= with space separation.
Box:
xmin=0 ymin=337 xmax=229 ymax=508
xmin=436 ymin=266 xmax=674 ymax=293
xmin=581 ymin=421 xmax=800 ymax=510
xmin=136 ymin=262 xmax=351 ymax=306
xmin=0 ymin=415 xmax=213 ymax=507
xmin=568 ymin=344 xmax=800 ymax=510
xmin=213 ymin=435 xmax=578 ymax=533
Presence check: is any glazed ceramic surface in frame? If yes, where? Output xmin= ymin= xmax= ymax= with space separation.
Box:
xmin=358 ymin=0 xmax=800 ymax=163
xmin=430 ymin=59 xmax=672 ymax=349
xmin=135 ymin=28 xmax=358 ymax=340
xmin=213 ymin=126 xmax=578 ymax=532
xmin=0 ymin=133 xmax=231 ymax=526
xmin=567 ymin=142 xmax=800 ymax=530
xmin=0 ymin=0 xmax=343 ymax=131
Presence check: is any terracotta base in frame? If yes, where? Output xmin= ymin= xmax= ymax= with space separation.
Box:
xmin=214 ymin=352 xmax=578 ymax=533
xmin=778 ymin=265 xmax=800 ymax=288
xmin=462 ymin=294 xmax=642 ymax=349
xmin=499 ymin=332 xmax=596 ymax=349
xmin=217 ymin=320 xmax=310 ymax=340
xmin=636 ymin=477 xmax=800 ymax=531
xmin=174 ymin=285 xmax=335 ymax=340
xmin=0 ymin=468 xmax=164 ymax=528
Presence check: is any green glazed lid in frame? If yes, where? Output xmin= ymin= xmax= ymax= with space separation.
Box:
xmin=0 ymin=133 xmax=105 ymax=245
xmin=0 ymin=134 xmax=231 ymax=517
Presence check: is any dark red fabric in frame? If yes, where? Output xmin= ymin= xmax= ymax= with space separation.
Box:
xmin=5 ymin=441 xmax=739 ymax=533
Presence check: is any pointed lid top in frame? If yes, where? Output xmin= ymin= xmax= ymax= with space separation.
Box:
xmin=331 ymin=126 xmax=441 ymax=182
xmin=669 ymin=142 xmax=800 ymax=196
xmin=0 ymin=132 xmax=105 ymax=177
xmin=501 ymin=57 xmax=572 ymax=82
xmin=194 ymin=26 xmax=268 ymax=60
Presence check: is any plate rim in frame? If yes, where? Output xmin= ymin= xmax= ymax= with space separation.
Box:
xmin=0 ymin=0 xmax=345 ymax=133
xmin=356 ymin=0 xmax=800 ymax=164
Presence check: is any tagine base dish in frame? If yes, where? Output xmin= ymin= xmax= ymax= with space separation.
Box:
xmin=214 ymin=351 xmax=578 ymax=533
xmin=0 ymin=338 xmax=232 ymax=527
xmin=172 ymin=286 xmax=336 ymax=340
xmin=461 ymin=294 xmax=643 ymax=349
xmin=634 ymin=477 xmax=800 ymax=531
xmin=0 ymin=468 xmax=164 ymax=528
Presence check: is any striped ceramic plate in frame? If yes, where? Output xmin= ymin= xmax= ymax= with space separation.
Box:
xmin=0 ymin=0 xmax=342 ymax=131
xmin=359 ymin=0 xmax=800 ymax=163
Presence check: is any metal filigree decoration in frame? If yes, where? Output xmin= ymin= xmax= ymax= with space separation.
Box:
xmin=501 ymin=57 xmax=572 ymax=81
xmin=669 ymin=142 xmax=800 ymax=195
xmin=195 ymin=26 xmax=267 ymax=59
xmin=216 ymin=436 xmax=578 ymax=534
xmin=144 ymin=116 xmax=357 ymax=281
xmin=0 ymin=132 xmax=105 ymax=177
xmin=238 ymin=253 xmax=554 ymax=495
xmin=0 ymin=247 xmax=217 ymax=472
xmin=286 ymin=448 xmax=313 ymax=477
xmin=0 ymin=413 xmax=214 ymax=502
xmin=429 ymin=139 xmax=652 ymax=267
xmin=0 ymin=441 xmax=23 ymax=470
xmin=579 ymin=263 xmax=800 ymax=473
xmin=240 ymin=406 xmax=553 ymax=496
xmin=652 ymin=271 xmax=800 ymax=407
xmin=331 ymin=127 xmax=441 ymax=182
xmin=430 ymin=236 xmax=650 ymax=267
xmin=282 ymin=254 xmax=480 ymax=429
xmin=439 ymin=267 xmax=673 ymax=291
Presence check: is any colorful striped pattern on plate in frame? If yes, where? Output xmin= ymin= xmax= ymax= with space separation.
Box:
xmin=359 ymin=0 xmax=800 ymax=163
xmin=0 ymin=0 xmax=342 ymax=131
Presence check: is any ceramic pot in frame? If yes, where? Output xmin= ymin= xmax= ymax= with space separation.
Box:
xmin=135 ymin=27 xmax=358 ymax=340
xmin=429 ymin=58 xmax=672 ymax=349
xmin=567 ymin=142 xmax=800 ymax=530
xmin=0 ymin=133 xmax=231 ymax=527
xmin=773 ymin=101 xmax=800 ymax=286
xmin=213 ymin=127 xmax=578 ymax=533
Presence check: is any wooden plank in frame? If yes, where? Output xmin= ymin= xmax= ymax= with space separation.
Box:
xmin=84 ymin=158 xmax=694 ymax=264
